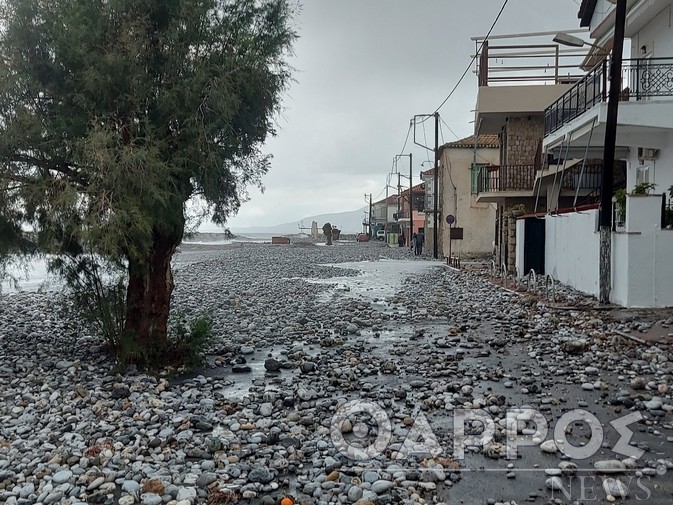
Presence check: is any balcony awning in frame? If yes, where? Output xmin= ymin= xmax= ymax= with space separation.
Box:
xmin=533 ymin=159 xmax=582 ymax=194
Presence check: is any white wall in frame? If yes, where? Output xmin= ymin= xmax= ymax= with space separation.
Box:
xmin=545 ymin=209 xmax=601 ymax=297
xmin=612 ymin=194 xmax=673 ymax=307
xmin=632 ymin=4 xmax=673 ymax=58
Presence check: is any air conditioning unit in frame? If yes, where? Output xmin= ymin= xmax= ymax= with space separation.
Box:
xmin=638 ymin=147 xmax=659 ymax=161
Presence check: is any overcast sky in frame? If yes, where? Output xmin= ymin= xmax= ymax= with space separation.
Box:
xmin=209 ymin=0 xmax=584 ymax=231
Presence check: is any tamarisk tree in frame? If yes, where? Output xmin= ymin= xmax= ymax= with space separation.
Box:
xmin=0 ymin=0 xmax=296 ymax=361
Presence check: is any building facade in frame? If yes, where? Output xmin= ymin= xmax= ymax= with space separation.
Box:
xmin=437 ymin=135 xmax=500 ymax=259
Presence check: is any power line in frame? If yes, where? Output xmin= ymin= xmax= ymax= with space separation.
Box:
xmin=439 ymin=117 xmax=497 ymax=165
xmin=433 ymin=0 xmax=509 ymax=114
xmin=440 ymin=117 xmax=461 ymax=141
xmin=422 ymin=121 xmax=432 ymax=164
xmin=398 ymin=121 xmax=412 ymax=156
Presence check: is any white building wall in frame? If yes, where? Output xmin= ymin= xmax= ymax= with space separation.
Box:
xmin=545 ymin=210 xmax=601 ymax=297
xmin=654 ymin=133 xmax=673 ymax=197
xmin=632 ymin=4 xmax=673 ymax=58
xmin=611 ymin=194 xmax=673 ymax=307
xmin=611 ymin=232 xmax=630 ymax=306
xmin=588 ymin=0 xmax=616 ymax=32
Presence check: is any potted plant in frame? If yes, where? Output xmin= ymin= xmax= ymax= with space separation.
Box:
xmin=631 ymin=182 xmax=657 ymax=195
xmin=614 ymin=183 xmax=657 ymax=228
xmin=509 ymin=203 xmax=526 ymax=217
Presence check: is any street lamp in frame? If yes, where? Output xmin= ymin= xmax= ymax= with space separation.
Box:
xmin=553 ymin=32 xmax=604 ymax=51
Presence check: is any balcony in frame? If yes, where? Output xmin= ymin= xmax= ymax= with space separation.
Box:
xmin=477 ymin=164 xmax=537 ymax=193
xmin=544 ymin=57 xmax=673 ymax=136
xmin=477 ymin=162 xmax=607 ymax=206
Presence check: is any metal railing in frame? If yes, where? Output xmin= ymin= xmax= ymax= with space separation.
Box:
xmin=545 ymin=57 xmax=673 ymax=135
xmin=545 ymin=60 xmax=607 ymax=135
xmin=630 ymin=58 xmax=673 ymax=100
xmin=477 ymin=164 xmax=537 ymax=193
xmin=476 ymin=162 xmax=604 ymax=196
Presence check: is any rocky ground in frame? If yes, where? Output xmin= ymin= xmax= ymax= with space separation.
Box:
xmin=1 ymin=240 xmax=673 ymax=505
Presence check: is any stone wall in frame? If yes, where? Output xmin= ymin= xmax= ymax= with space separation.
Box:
xmin=504 ymin=117 xmax=543 ymax=166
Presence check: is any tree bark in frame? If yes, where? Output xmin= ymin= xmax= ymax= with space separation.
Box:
xmin=124 ymin=227 xmax=182 ymax=352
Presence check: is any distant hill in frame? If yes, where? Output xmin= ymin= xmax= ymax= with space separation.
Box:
xmin=230 ymin=207 xmax=367 ymax=235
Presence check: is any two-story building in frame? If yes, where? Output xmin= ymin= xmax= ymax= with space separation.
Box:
xmin=398 ymin=182 xmax=426 ymax=246
xmin=437 ymin=134 xmax=500 ymax=259
xmin=537 ymin=0 xmax=673 ymax=307
xmin=473 ymin=32 xmax=596 ymax=274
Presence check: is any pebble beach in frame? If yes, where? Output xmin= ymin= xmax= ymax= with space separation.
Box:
xmin=1 ymin=239 xmax=673 ymax=505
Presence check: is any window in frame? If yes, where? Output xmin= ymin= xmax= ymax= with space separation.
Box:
xmin=471 ymin=164 xmax=488 ymax=194
xmin=636 ymin=165 xmax=650 ymax=185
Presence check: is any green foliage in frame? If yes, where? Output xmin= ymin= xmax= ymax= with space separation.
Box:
xmin=58 ymin=252 xmax=128 ymax=353
xmin=0 ymin=0 xmax=296 ymax=356
xmin=112 ymin=312 xmax=214 ymax=372
xmin=0 ymin=0 xmax=297 ymax=262
xmin=508 ymin=203 xmax=526 ymax=215
xmin=171 ymin=313 xmax=215 ymax=368
xmin=631 ymin=182 xmax=657 ymax=195
xmin=668 ymin=185 xmax=673 ymax=198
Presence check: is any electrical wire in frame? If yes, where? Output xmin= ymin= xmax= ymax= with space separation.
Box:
xmin=398 ymin=121 xmax=412 ymax=156
xmin=439 ymin=116 xmax=496 ymax=165
xmin=440 ymin=117 xmax=461 ymax=141
xmin=433 ymin=0 xmax=509 ymax=114
xmin=422 ymin=121 xmax=432 ymax=164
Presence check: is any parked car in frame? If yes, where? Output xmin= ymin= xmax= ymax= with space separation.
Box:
xmin=376 ymin=229 xmax=385 ymax=241
xmin=356 ymin=233 xmax=369 ymax=242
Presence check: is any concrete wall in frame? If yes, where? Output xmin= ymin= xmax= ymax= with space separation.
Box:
xmin=438 ymin=146 xmax=499 ymax=258
xmin=544 ymin=209 xmax=601 ymax=297
xmin=631 ymin=3 xmax=673 ymax=58
xmin=612 ymin=194 xmax=673 ymax=307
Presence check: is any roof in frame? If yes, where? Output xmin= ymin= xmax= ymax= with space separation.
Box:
xmin=373 ymin=195 xmax=399 ymax=206
xmin=578 ymin=0 xmax=597 ymax=27
xmin=440 ymin=134 xmax=500 ymax=150
xmin=400 ymin=183 xmax=425 ymax=196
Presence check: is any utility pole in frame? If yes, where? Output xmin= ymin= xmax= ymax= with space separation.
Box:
xmin=364 ymin=193 xmax=372 ymax=235
xmin=433 ymin=112 xmax=439 ymax=259
xmin=368 ymin=193 xmax=373 ymax=237
xmin=599 ymin=0 xmax=626 ymax=304
xmin=412 ymin=113 xmax=440 ymax=259
xmin=397 ymin=173 xmax=402 ymax=217
xmin=408 ymin=153 xmax=413 ymax=241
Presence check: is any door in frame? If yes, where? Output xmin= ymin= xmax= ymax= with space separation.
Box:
xmin=524 ymin=218 xmax=545 ymax=275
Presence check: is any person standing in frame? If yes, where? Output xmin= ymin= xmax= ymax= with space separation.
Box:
xmin=416 ymin=230 xmax=424 ymax=256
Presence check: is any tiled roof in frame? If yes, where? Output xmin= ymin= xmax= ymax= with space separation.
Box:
xmin=373 ymin=195 xmax=399 ymax=206
xmin=400 ymin=183 xmax=425 ymax=196
xmin=441 ymin=134 xmax=500 ymax=149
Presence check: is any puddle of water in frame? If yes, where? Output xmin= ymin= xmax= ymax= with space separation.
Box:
xmin=306 ymin=259 xmax=438 ymax=304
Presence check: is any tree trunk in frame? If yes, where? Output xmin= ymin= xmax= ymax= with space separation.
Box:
xmin=124 ymin=227 xmax=182 ymax=353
